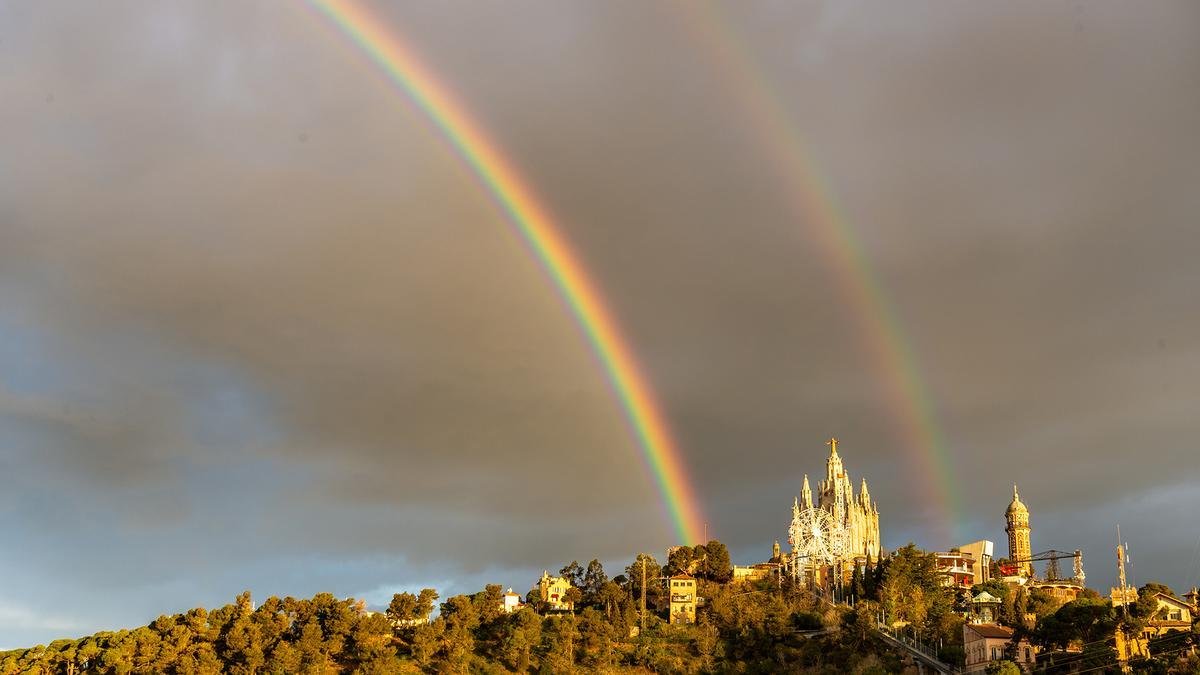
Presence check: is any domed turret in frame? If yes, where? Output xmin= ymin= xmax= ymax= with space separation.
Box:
xmin=1005 ymin=484 xmax=1032 ymax=576
xmin=1006 ymin=484 xmax=1028 ymax=516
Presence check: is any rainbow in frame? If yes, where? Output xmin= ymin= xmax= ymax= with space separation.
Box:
xmin=676 ymin=2 xmax=963 ymax=544
xmin=306 ymin=0 xmax=705 ymax=545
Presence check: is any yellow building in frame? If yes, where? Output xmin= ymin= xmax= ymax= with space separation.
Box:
xmin=1112 ymin=589 xmax=1194 ymax=640
xmin=537 ymin=571 xmax=574 ymax=612
xmin=1029 ymin=579 xmax=1082 ymax=603
xmin=1005 ymin=485 xmax=1032 ymax=577
xmin=668 ymin=574 xmax=697 ymax=624
xmin=732 ymin=564 xmax=777 ymax=583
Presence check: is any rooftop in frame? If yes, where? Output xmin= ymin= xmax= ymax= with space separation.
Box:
xmin=968 ymin=624 xmax=1015 ymax=640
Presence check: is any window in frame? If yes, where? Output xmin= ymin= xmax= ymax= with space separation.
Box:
xmin=1025 ymin=647 xmax=1031 ymax=662
xmin=991 ymin=646 xmax=998 ymax=660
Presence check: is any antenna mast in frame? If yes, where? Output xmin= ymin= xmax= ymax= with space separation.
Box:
xmin=1116 ymin=525 xmax=1129 ymax=620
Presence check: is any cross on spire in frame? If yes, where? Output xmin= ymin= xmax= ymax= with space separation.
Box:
xmin=827 ymin=437 xmax=839 ymax=456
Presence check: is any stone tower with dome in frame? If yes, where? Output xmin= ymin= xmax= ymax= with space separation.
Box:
xmin=1005 ymin=485 xmax=1032 ymax=577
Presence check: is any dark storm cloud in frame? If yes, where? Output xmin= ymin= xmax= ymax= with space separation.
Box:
xmin=2 ymin=0 xmax=1198 ymax=645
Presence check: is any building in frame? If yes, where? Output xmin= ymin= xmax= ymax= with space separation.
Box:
xmin=1110 ymin=586 xmax=1138 ymax=606
xmin=957 ymin=540 xmax=994 ymax=585
xmin=963 ymin=623 xmax=1036 ymax=673
xmin=1112 ymin=589 xmax=1195 ymax=640
xmin=799 ymin=438 xmax=881 ymax=563
xmin=970 ymin=591 xmax=1002 ymax=624
xmin=500 ymin=588 xmax=524 ymax=614
xmin=1005 ymin=485 xmax=1032 ymax=577
xmin=668 ymin=574 xmax=697 ymax=624
xmin=935 ymin=550 xmax=977 ymax=590
xmin=1029 ymin=579 xmax=1082 ymax=603
xmin=537 ymin=571 xmax=574 ymax=612
xmin=732 ymin=563 xmax=778 ymax=584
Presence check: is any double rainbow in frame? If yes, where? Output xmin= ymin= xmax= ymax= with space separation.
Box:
xmin=307 ymin=0 xmax=705 ymax=545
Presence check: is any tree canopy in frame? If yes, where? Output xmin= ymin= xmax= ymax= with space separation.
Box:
xmin=5 ymin=546 xmax=1196 ymax=674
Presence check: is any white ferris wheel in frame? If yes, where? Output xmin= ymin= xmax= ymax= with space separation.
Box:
xmin=788 ymin=507 xmax=847 ymax=576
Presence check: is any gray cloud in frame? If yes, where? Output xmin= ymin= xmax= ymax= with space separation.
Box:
xmin=1 ymin=0 xmax=1198 ymax=646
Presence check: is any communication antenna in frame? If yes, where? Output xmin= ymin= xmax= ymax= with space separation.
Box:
xmin=1116 ymin=525 xmax=1129 ymax=620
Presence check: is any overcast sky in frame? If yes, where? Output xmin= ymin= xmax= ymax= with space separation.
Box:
xmin=2 ymin=1 xmax=1199 ymax=648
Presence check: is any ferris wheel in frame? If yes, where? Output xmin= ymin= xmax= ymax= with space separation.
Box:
xmin=788 ymin=507 xmax=847 ymax=573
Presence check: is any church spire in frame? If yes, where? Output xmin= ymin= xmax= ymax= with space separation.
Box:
xmin=801 ymin=474 xmax=813 ymax=509
xmin=825 ymin=438 xmax=844 ymax=484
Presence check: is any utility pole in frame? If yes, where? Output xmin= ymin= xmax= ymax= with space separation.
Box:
xmin=640 ymin=554 xmax=647 ymax=636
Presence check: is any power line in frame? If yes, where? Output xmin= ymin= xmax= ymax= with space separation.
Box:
xmin=1063 ymin=642 xmax=1197 ymax=675
xmin=1034 ymin=629 xmax=1195 ymax=673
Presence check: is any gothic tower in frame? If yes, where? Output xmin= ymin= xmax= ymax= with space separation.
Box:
xmin=1005 ymin=484 xmax=1032 ymax=577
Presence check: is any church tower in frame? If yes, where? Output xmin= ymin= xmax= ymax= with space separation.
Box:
xmin=1005 ymin=485 xmax=1032 ymax=577
xmin=811 ymin=438 xmax=880 ymax=561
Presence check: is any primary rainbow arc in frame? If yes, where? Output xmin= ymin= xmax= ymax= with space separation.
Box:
xmin=308 ymin=0 xmax=705 ymax=545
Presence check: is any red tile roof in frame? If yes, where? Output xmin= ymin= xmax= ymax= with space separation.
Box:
xmin=968 ymin=624 xmax=1015 ymax=639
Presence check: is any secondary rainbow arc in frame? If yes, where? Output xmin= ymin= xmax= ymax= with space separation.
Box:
xmin=676 ymin=1 xmax=963 ymax=544
xmin=307 ymin=0 xmax=705 ymax=545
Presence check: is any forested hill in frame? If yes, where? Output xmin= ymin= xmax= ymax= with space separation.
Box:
xmin=2 ymin=540 xmax=935 ymax=675
xmin=5 ymin=544 xmax=1198 ymax=673
xmin=0 ymin=585 xmax=906 ymax=674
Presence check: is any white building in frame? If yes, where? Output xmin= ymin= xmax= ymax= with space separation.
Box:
xmin=500 ymin=588 xmax=524 ymax=613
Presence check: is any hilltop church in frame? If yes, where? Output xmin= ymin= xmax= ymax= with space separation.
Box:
xmin=801 ymin=438 xmax=881 ymax=562
xmin=738 ymin=439 xmax=882 ymax=584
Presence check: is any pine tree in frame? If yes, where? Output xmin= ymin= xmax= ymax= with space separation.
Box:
xmin=851 ymin=564 xmax=865 ymax=603
xmin=583 ymin=559 xmax=608 ymax=598
xmin=703 ymin=540 xmax=733 ymax=583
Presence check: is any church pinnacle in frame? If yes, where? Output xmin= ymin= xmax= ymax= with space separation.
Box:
xmin=794 ymin=438 xmax=880 ymax=562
